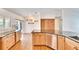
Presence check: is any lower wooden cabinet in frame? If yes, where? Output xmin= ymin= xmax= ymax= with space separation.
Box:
xmin=65 ymin=38 xmax=79 ymax=50
xmin=32 ymin=33 xmax=46 ymax=45
xmin=15 ymin=32 xmax=21 ymax=43
xmin=32 ymin=33 xmax=52 ymax=50
xmin=51 ymin=34 xmax=57 ymax=50
xmin=46 ymin=34 xmax=52 ymax=47
xmin=32 ymin=32 xmax=79 ymax=50
xmin=32 ymin=33 xmax=52 ymax=46
xmin=58 ymin=35 xmax=65 ymax=50
xmin=40 ymin=33 xmax=46 ymax=45
xmin=1 ymin=33 xmax=15 ymax=50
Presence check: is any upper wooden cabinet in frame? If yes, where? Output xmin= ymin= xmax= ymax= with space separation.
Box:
xmin=41 ymin=19 xmax=55 ymax=33
xmin=41 ymin=19 xmax=62 ymax=33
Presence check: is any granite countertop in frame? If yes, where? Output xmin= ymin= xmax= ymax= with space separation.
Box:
xmin=0 ymin=27 xmax=15 ymax=38
xmin=0 ymin=31 xmax=15 ymax=38
xmin=32 ymin=30 xmax=79 ymax=43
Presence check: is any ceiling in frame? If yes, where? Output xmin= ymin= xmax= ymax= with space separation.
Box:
xmin=4 ymin=8 xmax=62 ymax=17
xmin=3 ymin=8 xmax=79 ymax=18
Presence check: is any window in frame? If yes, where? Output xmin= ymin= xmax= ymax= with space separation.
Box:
xmin=5 ymin=17 xmax=11 ymax=27
xmin=0 ymin=16 xmax=11 ymax=28
xmin=0 ymin=16 xmax=4 ymax=27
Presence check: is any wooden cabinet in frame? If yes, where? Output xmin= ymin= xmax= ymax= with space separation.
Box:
xmin=32 ymin=33 xmax=39 ymax=45
xmin=41 ymin=18 xmax=62 ymax=34
xmin=1 ymin=33 xmax=15 ymax=50
xmin=58 ymin=35 xmax=65 ymax=50
xmin=32 ymin=32 xmax=53 ymax=50
xmin=32 ymin=33 xmax=52 ymax=46
xmin=40 ymin=33 xmax=46 ymax=45
xmin=51 ymin=34 xmax=57 ymax=50
xmin=32 ymin=33 xmax=46 ymax=45
xmin=15 ymin=32 xmax=21 ymax=43
xmin=41 ymin=19 xmax=55 ymax=33
xmin=46 ymin=34 xmax=52 ymax=47
xmin=32 ymin=32 xmax=79 ymax=50
xmin=65 ymin=38 xmax=79 ymax=50
xmin=0 ymin=38 xmax=2 ymax=49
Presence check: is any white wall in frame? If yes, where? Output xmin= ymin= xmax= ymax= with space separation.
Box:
xmin=21 ymin=20 xmax=34 ymax=33
xmin=62 ymin=8 xmax=79 ymax=33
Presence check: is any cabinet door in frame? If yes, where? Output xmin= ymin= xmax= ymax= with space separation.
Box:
xmin=32 ymin=33 xmax=40 ymax=45
xmin=41 ymin=20 xmax=46 ymax=32
xmin=51 ymin=35 xmax=57 ymax=50
xmin=65 ymin=38 xmax=78 ymax=50
xmin=2 ymin=37 xmax=7 ymax=50
xmin=46 ymin=34 xmax=52 ymax=47
xmin=7 ymin=34 xmax=15 ymax=49
xmin=40 ymin=33 xmax=46 ymax=45
xmin=58 ymin=36 xmax=65 ymax=50
xmin=41 ymin=19 xmax=55 ymax=33
xmin=32 ymin=33 xmax=46 ymax=45
xmin=48 ymin=20 xmax=55 ymax=33
xmin=0 ymin=38 xmax=3 ymax=49
xmin=16 ymin=32 xmax=21 ymax=43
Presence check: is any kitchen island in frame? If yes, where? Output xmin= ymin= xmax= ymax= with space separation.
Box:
xmin=32 ymin=31 xmax=79 ymax=50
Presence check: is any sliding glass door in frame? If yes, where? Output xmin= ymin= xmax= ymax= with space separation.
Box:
xmin=15 ymin=20 xmax=22 ymax=32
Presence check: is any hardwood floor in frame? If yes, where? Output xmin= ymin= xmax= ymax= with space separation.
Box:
xmin=33 ymin=45 xmax=54 ymax=50
xmin=10 ymin=33 xmax=32 ymax=50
